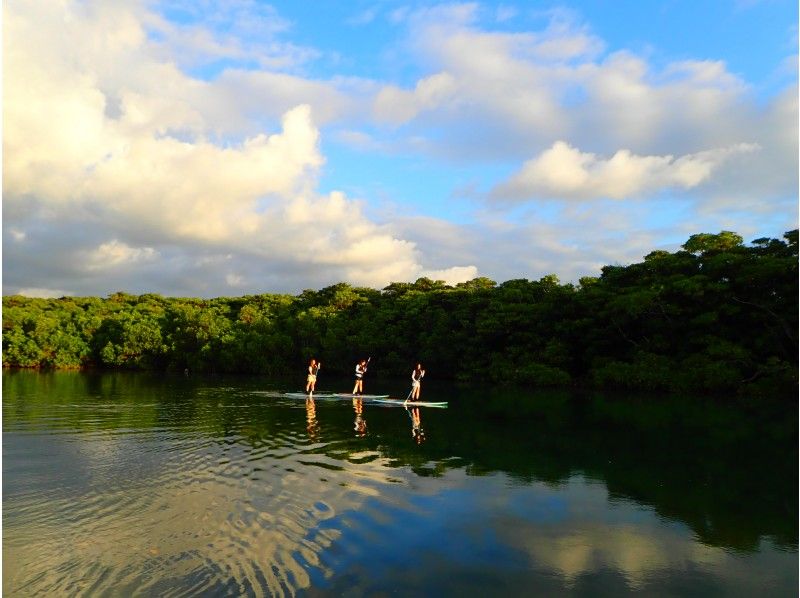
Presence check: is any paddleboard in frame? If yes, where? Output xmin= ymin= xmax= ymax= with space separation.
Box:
xmin=373 ymin=398 xmax=448 ymax=408
xmin=282 ymin=392 xmax=390 ymax=400
xmin=283 ymin=392 xmax=339 ymax=399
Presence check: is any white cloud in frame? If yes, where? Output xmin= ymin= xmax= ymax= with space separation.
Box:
xmin=2 ymin=0 xmax=477 ymax=295
xmin=16 ymin=288 xmax=73 ymax=298
xmin=334 ymin=129 xmax=382 ymax=152
xmin=366 ymin=4 xmax=795 ymax=214
xmin=420 ymin=265 xmax=479 ymax=285
xmin=84 ymin=241 xmax=158 ymax=271
xmin=2 ymin=1 xmax=795 ymax=297
xmin=225 ymin=273 xmax=245 ymax=287
xmin=347 ymin=7 xmax=379 ymax=26
xmin=391 ymin=201 xmax=706 ymax=285
xmin=495 ymin=5 xmax=518 ymax=23
xmin=374 ymin=72 xmax=458 ymax=126
xmin=492 ymin=141 xmax=760 ymax=201
xmin=145 ymin=0 xmax=319 ymax=71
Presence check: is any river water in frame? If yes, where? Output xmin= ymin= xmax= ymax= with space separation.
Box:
xmin=3 ymin=371 xmax=797 ymax=596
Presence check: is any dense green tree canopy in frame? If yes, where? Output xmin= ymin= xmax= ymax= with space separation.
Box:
xmin=3 ymin=230 xmax=797 ymax=395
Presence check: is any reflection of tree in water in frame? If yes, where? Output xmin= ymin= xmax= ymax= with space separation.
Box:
xmin=4 ymin=372 xmax=795 ymax=554
xmin=375 ymin=387 xmax=798 ymax=553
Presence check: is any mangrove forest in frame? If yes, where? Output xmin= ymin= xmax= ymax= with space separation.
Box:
xmin=3 ymin=230 xmax=797 ymax=395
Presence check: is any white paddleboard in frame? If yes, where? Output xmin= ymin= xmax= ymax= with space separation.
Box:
xmin=283 ymin=392 xmax=339 ymax=399
xmin=282 ymin=392 xmax=390 ymax=400
xmin=373 ymin=398 xmax=448 ymax=408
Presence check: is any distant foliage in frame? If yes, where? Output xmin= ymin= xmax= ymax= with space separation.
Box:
xmin=3 ymin=230 xmax=797 ymax=395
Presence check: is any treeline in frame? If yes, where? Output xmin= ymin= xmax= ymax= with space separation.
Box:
xmin=3 ymin=230 xmax=797 ymax=395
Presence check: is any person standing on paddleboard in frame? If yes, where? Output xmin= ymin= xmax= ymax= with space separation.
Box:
xmin=408 ymin=363 xmax=425 ymax=402
xmin=352 ymin=358 xmax=369 ymax=395
xmin=306 ymin=359 xmax=321 ymax=394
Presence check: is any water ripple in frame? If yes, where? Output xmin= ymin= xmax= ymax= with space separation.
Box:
xmin=3 ymin=401 xmax=411 ymax=597
xmin=5 ymin=375 xmax=796 ymax=596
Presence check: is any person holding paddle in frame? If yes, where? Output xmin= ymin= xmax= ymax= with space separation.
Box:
xmin=406 ymin=363 xmax=425 ymax=404
xmin=306 ymin=358 xmax=321 ymax=395
xmin=352 ymin=358 xmax=369 ymax=395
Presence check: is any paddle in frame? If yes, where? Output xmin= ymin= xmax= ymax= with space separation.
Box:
xmin=362 ymin=357 xmax=370 ymax=395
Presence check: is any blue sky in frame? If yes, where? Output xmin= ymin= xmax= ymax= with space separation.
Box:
xmin=3 ymin=0 xmax=797 ymax=297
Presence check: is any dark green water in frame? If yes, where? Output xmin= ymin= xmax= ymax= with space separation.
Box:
xmin=3 ymin=371 xmax=797 ymax=596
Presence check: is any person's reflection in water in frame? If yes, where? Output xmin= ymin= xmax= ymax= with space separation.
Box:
xmin=306 ymin=397 xmax=320 ymax=440
xmin=408 ymin=407 xmax=425 ymax=444
xmin=353 ymin=398 xmax=367 ymax=437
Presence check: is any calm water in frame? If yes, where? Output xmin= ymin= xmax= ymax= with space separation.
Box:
xmin=3 ymin=371 xmax=797 ymax=596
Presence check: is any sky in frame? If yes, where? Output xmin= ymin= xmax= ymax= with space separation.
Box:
xmin=3 ymin=0 xmax=798 ymax=298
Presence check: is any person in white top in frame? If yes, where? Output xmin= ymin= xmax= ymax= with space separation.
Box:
xmin=408 ymin=363 xmax=425 ymax=402
xmin=306 ymin=359 xmax=321 ymax=394
xmin=352 ymin=358 xmax=368 ymax=395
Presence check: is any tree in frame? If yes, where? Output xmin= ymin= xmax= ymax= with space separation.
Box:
xmin=455 ymin=277 xmax=497 ymax=292
xmin=2 ymin=229 xmax=796 ymax=395
xmin=682 ymin=231 xmax=744 ymax=254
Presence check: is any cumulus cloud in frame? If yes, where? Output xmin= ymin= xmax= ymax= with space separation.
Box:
xmin=16 ymin=289 xmax=74 ymax=299
xmin=2 ymin=0 xmax=477 ymax=296
xmin=368 ymin=4 xmax=795 ymax=209
xmin=374 ymin=72 xmax=458 ymax=126
xmin=390 ymin=207 xmax=659 ymax=285
xmin=369 ymin=5 xmax=607 ymax=150
xmin=495 ymin=5 xmax=518 ymax=23
xmin=83 ymin=241 xmax=159 ymax=271
xmin=225 ymin=273 xmax=246 ymax=287
xmin=334 ymin=129 xmax=382 ymax=152
xmin=420 ymin=265 xmax=479 ymax=284
xmin=2 ymin=1 xmax=795 ymax=297
xmin=145 ymin=0 xmax=319 ymax=71
xmin=491 ymin=141 xmax=760 ymax=201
